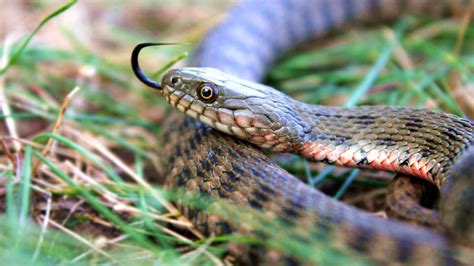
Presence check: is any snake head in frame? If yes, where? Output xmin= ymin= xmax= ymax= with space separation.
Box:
xmin=161 ymin=67 xmax=305 ymax=151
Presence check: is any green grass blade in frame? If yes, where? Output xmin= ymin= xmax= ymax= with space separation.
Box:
xmin=334 ymin=169 xmax=360 ymax=200
xmin=84 ymin=123 xmax=149 ymax=158
xmin=0 ymin=0 xmax=78 ymax=75
xmin=152 ymin=52 xmax=188 ymax=79
xmin=5 ymin=169 xmax=17 ymax=225
xmin=345 ymin=32 xmax=399 ymax=107
xmin=32 ymin=133 xmax=124 ymax=186
xmin=19 ymin=146 xmax=33 ymax=228
xmin=313 ymin=165 xmax=336 ymax=187
xmin=31 ymin=150 xmax=160 ymax=253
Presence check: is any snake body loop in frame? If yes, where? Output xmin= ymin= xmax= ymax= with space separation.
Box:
xmin=137 ymin=0 xmax=474 ymax=264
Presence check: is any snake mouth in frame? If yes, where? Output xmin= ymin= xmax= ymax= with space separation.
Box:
xmin=164 ymin=86 xmax=239 ymax=136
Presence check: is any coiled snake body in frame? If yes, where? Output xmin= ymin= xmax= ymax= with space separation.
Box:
xmin=132 ymin=0 xmax=474 ymax=264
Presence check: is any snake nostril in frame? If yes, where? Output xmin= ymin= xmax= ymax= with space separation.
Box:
xmin=171 ymin=76 xmax=180 ymax=85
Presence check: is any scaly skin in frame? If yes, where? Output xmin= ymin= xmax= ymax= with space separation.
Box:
xmin=161 ymin=68 xmax=473 ymax=189
xmin=143 ymin=0 xmax=474 ymax=264
xmin=160 ymin=112 xmax=457 ymax=265
xmin=157 ymin=66 xmax=473 ymax=264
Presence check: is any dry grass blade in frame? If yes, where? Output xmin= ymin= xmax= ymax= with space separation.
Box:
xmin=453 ymin=2 xmax=474 ymax=55
xmin=450 ymin=82 xmax=474 ymax=119
xmin=32 ymin=86 xmax=81 ymax=173
xmin=111 ymin=203 xmax=197 ymax=244
xmin=0 ymin=139 xmax=16 ymax=168
xmin=32 ymin=195 xmax=52 ymax=262
xmin=0 ymin=37 xmax=21 ymax=152
xmin=64 ymin=127 xmax=204 ymax=239
xmin=448 ymin=4 xmax=474 ymax=118
xmin=44 ymin=216 xmax=115 ymax=261
xmin=180 ymin=238 xmax=224 ymax=266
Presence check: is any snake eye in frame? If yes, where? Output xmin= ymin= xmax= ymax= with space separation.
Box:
xmin=197 ymin=82 xmax=218 ymax=103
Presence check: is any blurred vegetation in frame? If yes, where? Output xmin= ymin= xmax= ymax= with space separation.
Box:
xmin=0 ymin=0 xmax=472 ymax=265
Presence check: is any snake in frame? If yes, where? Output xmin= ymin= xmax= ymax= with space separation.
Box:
xmin=131 ymin=0 xmax=474 ymax=265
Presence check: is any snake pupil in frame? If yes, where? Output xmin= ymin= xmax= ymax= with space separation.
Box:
xmin=202 ymin=87 xmax=212 ymax=98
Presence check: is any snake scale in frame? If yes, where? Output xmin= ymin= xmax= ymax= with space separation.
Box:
xmin=132 ymin=0 xmax=474 ymax=265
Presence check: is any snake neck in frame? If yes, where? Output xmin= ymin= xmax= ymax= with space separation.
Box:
xmin=160 ymin=66 xmax=474 ymax=188
xmin=264 ymin=103 xmax=474 ymax=188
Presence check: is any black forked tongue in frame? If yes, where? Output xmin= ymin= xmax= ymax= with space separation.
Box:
xmin=131 ymin=42 xmax=178 ymax=91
